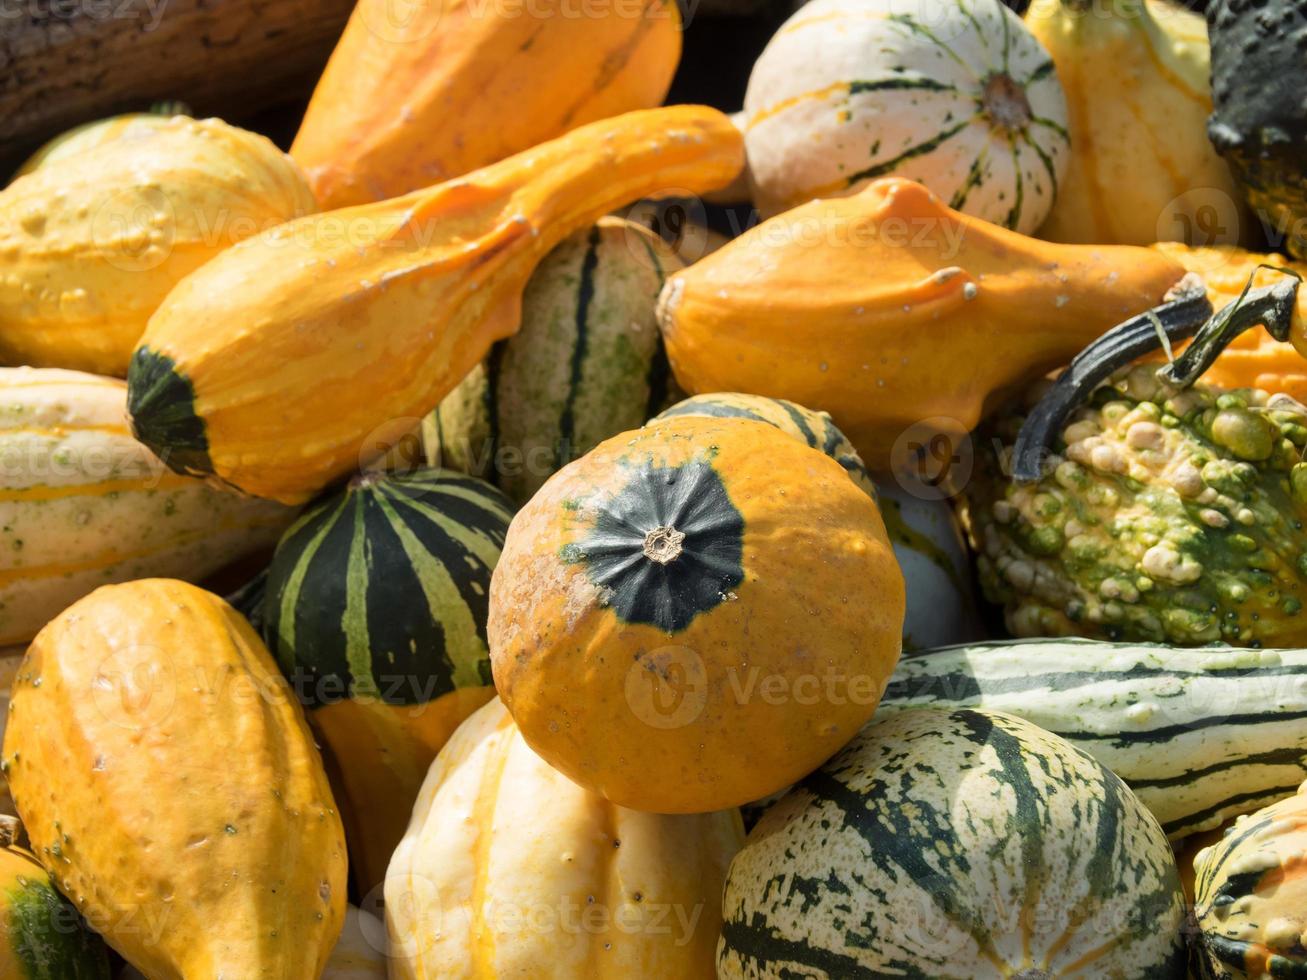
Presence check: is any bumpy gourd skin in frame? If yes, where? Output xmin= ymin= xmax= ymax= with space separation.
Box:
xmin=488 ymin=416 xmax=904 ymax=813
xmin=0 ymin=117 xmax=315 ymax=376
xmin=1207 ymin=0 xmax=1307 ymax=262
xmin=1 ymin=579 xmax=347 ymax=979
xmin=1193 ymin=781 xmax=1307 ymax=980
xmin=129 ymin=106 xmax=744 ymax=505
xmin=292 ymin=0 xmax=682 ymax=209
xmin=963 ymin=366 xmax=1307 ymax=647
xmin=656 ymin=177 xmax=1185 ymax=473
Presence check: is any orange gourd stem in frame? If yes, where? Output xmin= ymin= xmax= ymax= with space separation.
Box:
xmin=129 ymin=106 xmax=744 ymax=504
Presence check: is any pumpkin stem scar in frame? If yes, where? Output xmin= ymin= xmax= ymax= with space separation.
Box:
xmin=981 ymin=72 xmax=1033 ymax=133
xmin=643 ymin=525 xmax=686 ymax=564
xmin=1010 ymin=972 xmax=1052 ymax=980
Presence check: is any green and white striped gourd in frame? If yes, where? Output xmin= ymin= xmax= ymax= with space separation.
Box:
xmin=0 ymin=366 xmax=293 ymax=646
xmin=881 ymin=638 xmax=1307 ymax=838
xmin=426 ymin=217 xmax=681 ymax=503
xmin=262 ymin=467 xmax=514 ymax=896
xmin=652 ymin=392 xmax=985 ymax=649
xmin=743 ymin=0 xmax=1070 ymax=227
xmin=718 ymin=708 xmax=1187 ymax=979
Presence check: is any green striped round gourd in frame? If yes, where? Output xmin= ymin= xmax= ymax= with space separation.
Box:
xmin=743 ymin=0 xmax=1069 ymax=228
xmin=0 ymin=366 xmax=293 ymax=647
xmin=719 ymin=708 xmax=1187 ymax=979
xmin=426 ymin=216 xmax=682 ymax=504
xmin=262 ymin=467 xmax=514 ymax=898
xmin=652 ymin=393 xmax=985 ymax=649
xmin=0 ymin=842 xmax=110 ymax=979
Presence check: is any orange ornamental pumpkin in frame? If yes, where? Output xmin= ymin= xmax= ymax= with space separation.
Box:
xmin=292 ymin=0 xmax=683 ymax=209
xmin=487 ymin=414 xmax=905 ymax=814
xmin=656 ymin=177 xmax=1187 ymax=475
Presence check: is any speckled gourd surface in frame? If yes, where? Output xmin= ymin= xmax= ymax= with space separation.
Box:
xmin=963 ymin=365 xmax=1307 ymax=646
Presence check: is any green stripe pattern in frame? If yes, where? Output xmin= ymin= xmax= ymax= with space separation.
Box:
xmin=264 ymin=468 xmax=514 ymax=707
xmin=718 ymin=708 xmax=1186 ymax=979
xmin=880 ymin=638 xmax=1307 ymax=838
xmin=653 ymin=393 xmax=876 ymax=501
xmin=427 ymin=218 xmax=680 ymax=504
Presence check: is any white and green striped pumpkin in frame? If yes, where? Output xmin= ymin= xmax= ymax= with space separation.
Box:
xmin=652 ymin=393 xmax=984 ymax=649
xmin=718 ymin=708 xmax=1187 ymax=978
xmin=261 ymin=467 xmax=514 ymax=895
xmin=743 ymin=0 xmax=1070 ymax=227
xmin=426 ymin=217 xmax=682 ymax=504
xmin=882 ymin=639 xmax=1307 ymax=840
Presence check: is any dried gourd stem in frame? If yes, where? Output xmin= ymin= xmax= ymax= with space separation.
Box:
xmin=0 ymin=814 xmax=27 ymax=850
xmin=1011 ymin=280 xmax=1213 ymax=483
xmin=1157 ymin=265 xmax=1301 ymax=388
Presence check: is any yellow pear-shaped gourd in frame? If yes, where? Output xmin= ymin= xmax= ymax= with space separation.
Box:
xmin=0 ymin=117 xmax=315 ymax=376
xmin=385 ymin=697 xmax=743 ymax=978
xmin=11 ymin=105 xmax=187 ymax=179
xmin=127 ymin=106 xmax=744 ymax=504
xmin=2 ymin=579 xmax=347 ymax=980
xmin=1025 ymin=0 xmax=1245 ymax=245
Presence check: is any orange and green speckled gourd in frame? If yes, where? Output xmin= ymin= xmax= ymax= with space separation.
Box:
xmin=127 ymin=106 xmax=744 ymax=505
xmin=1 ymin=579 xmax=347 ymax=979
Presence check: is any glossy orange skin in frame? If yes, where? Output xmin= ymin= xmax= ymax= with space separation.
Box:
xmin=488 ymin=416 xmax=905 ymax=814
xmin=292 ymin=0 xmax=682 ymax=209
xmin=138 ymin=106 xmax=743 ymax=504
xmin=656 ymin=178 xmax=1187 ymax=474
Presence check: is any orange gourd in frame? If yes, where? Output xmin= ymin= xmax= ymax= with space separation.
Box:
xmin=128 ymin=106 xmax=743 ymax=505
xmin=656 ymin=177 xmax=1187 ymax=474
xmin=291 ymin=0 xmax=683 ymax=209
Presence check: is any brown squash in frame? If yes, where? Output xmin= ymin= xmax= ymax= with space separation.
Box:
xmin=128 ymin=106 xmax=744 ymax=505
xmin=291 ymin=0 xmax=682 ymax=209
xmin=656 ymin=177 xmax=1188 ymax=474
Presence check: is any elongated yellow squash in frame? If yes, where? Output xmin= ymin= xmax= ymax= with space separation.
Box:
xmin=1025 ymin=0 xmax=1245 ymax=245
xmin=0 ymin=367 xmax=293 ymax=646
xmin=291 ymin=0 xmax=682 ymax=208
xmin=2 ymin=579 xmax=347 ymax=979
xmin=386 ymin=698 xmax=743 ymax=978
xmin=0 ymin=117 xmax=315 ymax=376
xmin=128 ymin=106 xmax=744 ymax=504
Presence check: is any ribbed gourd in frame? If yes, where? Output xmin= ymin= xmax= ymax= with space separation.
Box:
xmin=1 ymin=579 xmax=347 ymax=979
xmin=262 ymin=468 xmax=514 ymax=897
xmin=962 ymin=366 xmax=1307 ymax=646
xmin=649 ymin=392 xmax=984 ymax=649
xmin=718 ymin=708 xmax=1187 ymax=978
xmin=1193 ymin=781 xmax=1307 ymax=979
xmin=0 ymin=832 xmax=111 ymax=979
xmin=11 ymin=105 xmax=187 ymax=179
xmin=1024 ymin=0 xmax=1245 ymax=246
xmin=292 ymin=0 xmax=683 ymax=209
xmin=743 ymin=0 xmax=1069 ymax=228
xmin=428 ymin=217 xmax=682 ymax=504
xmin=0 ymin=117 xmax=315 ymax=376
xmin=0 ymin=367 xmax=293 ymax=647
xmin=127 ymin=106 xmax=744 ymax=505
xmin=882 ymin=638 xmax=1307 ymax=838
xmin=488 ymin=414 xmax=905 ymax=813
xmin=385 ymin=697 xmax=744 ymax=979
xmin=656 ymin=176 xmax=1186 ymax=472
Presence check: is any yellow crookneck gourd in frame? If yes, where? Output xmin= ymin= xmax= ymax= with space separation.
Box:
xmin=292 ymin=0 xmax=683 ymax=209
xmin=1024 ymin=0 xmax=1245 ymax=245
xmin=1 ymin=579 xmax=347 ymax=980
xmin=128 ymin=106 xmax=744 ymax=505
xmin=0 ymin=117 xmax=315 ymax=376
xmin=655 ymin=177 xmax=1186 ymax=474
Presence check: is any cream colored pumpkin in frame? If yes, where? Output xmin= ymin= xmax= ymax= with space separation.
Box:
xmin=743 ymin=0 xmax=1069 ymax=228
xmin=385 ymin=698 xmax=744 ymax=979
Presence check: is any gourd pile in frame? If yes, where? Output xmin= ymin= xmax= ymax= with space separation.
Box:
xmin=3 ymin=0 xmax=1307 ymax=977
